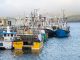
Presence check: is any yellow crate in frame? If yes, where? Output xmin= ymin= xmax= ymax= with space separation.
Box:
xmin=32 ymin=42 xmax=43 ymax=49
xmin=13 ymin=41 xmax=23 ymax=49
xmin=32 ymin=42 xmax=40 ymax=48
xmin=32 ymin=42 xmax=43 ymax=53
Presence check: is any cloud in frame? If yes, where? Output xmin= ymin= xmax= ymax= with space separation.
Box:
xmin=0 ymin=0 xmax=80 ymax=17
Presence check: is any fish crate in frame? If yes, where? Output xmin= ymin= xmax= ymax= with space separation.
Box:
xmin=13 ymin=41 xmax=23 ymax=49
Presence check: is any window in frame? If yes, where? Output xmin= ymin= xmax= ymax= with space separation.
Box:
xmin=8 ymin=34 xmax=9 ymax=36
xmin=4 ymin=34 xmax=6 ymax=37
xmin=8 ymin=21 xmax=11 ymax=26
xmin=11 ymin=34 xmax=13 ymax=37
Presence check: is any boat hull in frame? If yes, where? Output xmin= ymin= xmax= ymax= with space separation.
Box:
xmin=55 ymin=29 xmax=70 ymax=38
xmin=44 ymin=29 xmax=56 ymax=38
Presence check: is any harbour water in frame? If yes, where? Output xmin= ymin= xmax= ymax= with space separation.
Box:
xmin=0 ymin=23 xmax=80 ymax=60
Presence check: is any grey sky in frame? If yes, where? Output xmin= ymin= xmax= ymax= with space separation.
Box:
xmin=0 ymin=0 xmax=80 ymax=17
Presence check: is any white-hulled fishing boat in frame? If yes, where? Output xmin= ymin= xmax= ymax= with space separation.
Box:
xmin=0 ymin=26 xmax=16 ymax=49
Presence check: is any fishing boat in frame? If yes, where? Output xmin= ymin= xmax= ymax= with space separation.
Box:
xmin=44 ymin=21 xmax=57 ymax=38
xmin=54 ymin=10 xmax=70 ymax=38
xmin=0 ymin=26 xmax=16 ymax=49
xmin=16 ymin=26 xmax=44 ymax=53
xmin=44 ymin=27 xmax=55 ymax=38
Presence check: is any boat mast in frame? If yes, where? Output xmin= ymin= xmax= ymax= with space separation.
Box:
xmin=62 ymin=9 xmax=67 ymax=23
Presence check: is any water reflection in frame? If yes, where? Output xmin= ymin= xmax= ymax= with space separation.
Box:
xmin=12 ymin=49 xmax=41 ymax=56
xmin=13 ymin=50 xmax=23 ymax=56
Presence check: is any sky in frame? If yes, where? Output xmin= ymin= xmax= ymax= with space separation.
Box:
xmin=0 ymin=0 xmax=80 ymax=17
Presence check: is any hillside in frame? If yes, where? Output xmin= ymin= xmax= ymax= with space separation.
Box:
xmin=67 ymin=15 xmax=80 ymax=22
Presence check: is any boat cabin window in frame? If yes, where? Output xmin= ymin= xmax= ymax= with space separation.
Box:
xmin=8 ymin=34 xmax=9 ymax=36
xmin=8 ymin=21 xmax=11 ymax=26
xmin=4 ymin=34 xmax=6 ymax=37
xmin=11 ymin=34 xmax=13 ymax=37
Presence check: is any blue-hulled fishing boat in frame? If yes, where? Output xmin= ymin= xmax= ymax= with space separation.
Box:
xmin=54 ymin=10 xmax=70 ymax=38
